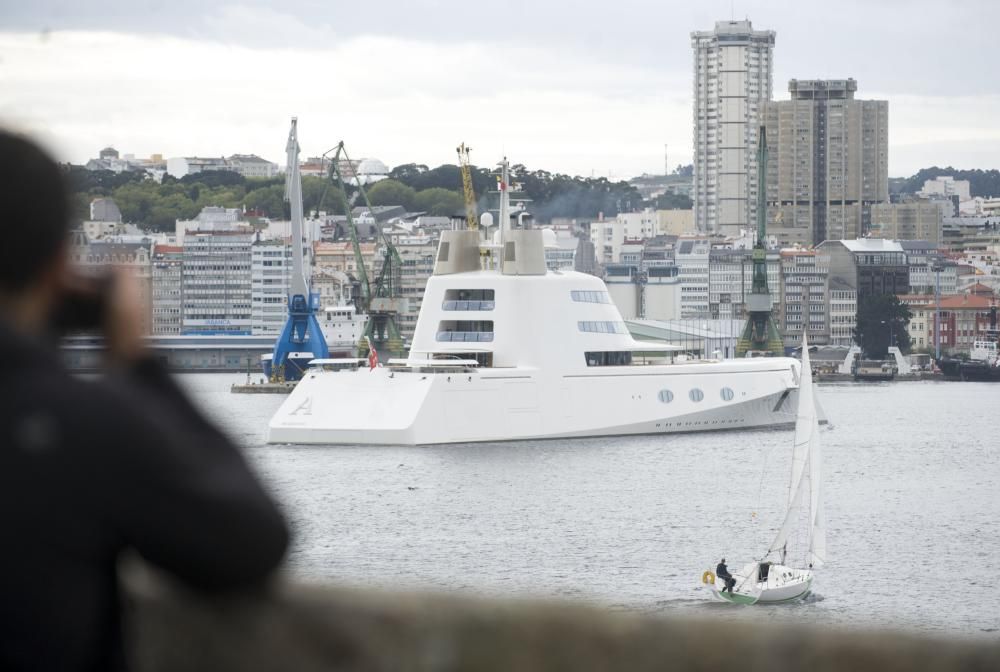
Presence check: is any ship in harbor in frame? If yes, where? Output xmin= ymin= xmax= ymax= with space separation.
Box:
xmin=937 ymin=307 xmax=1000 ymax=381
xmin=266 ymin=158 xmax=805 ymax=446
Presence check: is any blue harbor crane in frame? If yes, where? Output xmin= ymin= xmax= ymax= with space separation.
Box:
xmin=266 ymin=118 xmax=329 ymax=381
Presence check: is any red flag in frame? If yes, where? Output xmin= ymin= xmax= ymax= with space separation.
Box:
xmin=366 ymin=337 xmax=379 ymax=371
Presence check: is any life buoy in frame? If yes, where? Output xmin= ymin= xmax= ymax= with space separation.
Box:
xmin=702 ymin=570 xmax=716 ymax=585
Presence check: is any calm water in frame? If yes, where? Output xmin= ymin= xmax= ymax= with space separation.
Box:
xmin=181 ymin=375 xmax=1000 ymax=636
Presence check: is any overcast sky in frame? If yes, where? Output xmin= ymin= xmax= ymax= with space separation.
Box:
xmin=2 ymin=1 xmax=998 ymax=178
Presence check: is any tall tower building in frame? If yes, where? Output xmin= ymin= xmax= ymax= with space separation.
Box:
xmin=691 ymin=20 xmax=775 ymax=237
xmin=762 ymin=79 xmax=889 ymax=246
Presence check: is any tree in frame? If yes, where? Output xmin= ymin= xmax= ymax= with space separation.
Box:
xmin=651 ymin=192 xmax=693 ymax=210
xmin=414 ymin=188 xmax=464 ymax=216
xmin=854 ymin=294 xmax=912 ymax=359
xmin=180 ymin=170 xmax=245 ymax=188
xmin=243 ymin=185 xmax=286 ymax=218
xmin=366 ymin=179 xmax=417 ymax=210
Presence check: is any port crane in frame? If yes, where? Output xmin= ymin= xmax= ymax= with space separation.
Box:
xmin=268 ymin=118 xmax=329 ymax=381
xmin=320 ymin=142 xmax=406 ymax=358
xmin=456 ymin=142 xmax=478 ymax=230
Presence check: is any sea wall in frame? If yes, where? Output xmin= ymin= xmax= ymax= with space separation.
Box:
xmin=125 ymin=571 xmax=999 ymax=672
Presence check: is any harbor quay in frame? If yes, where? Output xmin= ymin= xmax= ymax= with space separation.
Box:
xmin=61 ymin=334 xmax=275 ymax=373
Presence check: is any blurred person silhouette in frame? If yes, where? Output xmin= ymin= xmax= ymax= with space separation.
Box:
xmin=0 ymin=131 xmax=289 ymax=671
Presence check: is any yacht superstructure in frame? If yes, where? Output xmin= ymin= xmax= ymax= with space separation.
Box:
xmin=268 ymin=160 xmax=802 ymax=445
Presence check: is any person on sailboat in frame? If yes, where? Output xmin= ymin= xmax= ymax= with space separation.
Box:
xmin=717 ymin=558 xmax=736 ymax=593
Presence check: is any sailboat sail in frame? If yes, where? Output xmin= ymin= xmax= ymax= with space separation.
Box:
xmin=766 ymin=332 xmax=825 ymax=567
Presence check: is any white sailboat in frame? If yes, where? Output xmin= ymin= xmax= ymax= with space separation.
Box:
xmin=703 ymin=331 xmax=826 ymax=604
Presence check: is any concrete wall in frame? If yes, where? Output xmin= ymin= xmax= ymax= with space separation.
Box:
xmin=125 ymin=571 xmax=1000 ymax=672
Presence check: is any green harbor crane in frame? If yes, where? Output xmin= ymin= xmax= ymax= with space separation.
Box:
xmin=320 ymin=142 xmax=406 ymax=358
xmin=735 ymin=126 xmax=784 ymax=357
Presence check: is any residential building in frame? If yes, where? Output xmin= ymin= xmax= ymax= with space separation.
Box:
xmin=181 ymin=227 xmax=253 ymax=335
xmin=250 ymin=239 xmax=293 ymax=336
xmin=71 ymin=235 xmax=153 ymax=334
xmin=931 ymin=290 xmax=998 ymax=355
xmin=314 ymin=241 xmax=378 ymax=277
xmin=762 ymin=79 xmax=889 ymax=245
xmin=226 ymin=154 xmax=279 ymax=178
xmin=898 ymin=294 xmax=935 ymax=351
xmin=675 ymin=237 xmax=712 ymax=317
xmin=151 ymin=244 xmax=183 ymax=335
xmin=899 ymin=240 xmax=957 ymax=294
xmin=919 ymin=176 xmax=971 ymax=202
xmin=707 ymin=247 xmax=782 ymax=321
xmin=543 ymin=228 xmax=579 ymax=271
xmin=870 ymin=201 xmax=945 ymax=243
xmin=780 ymin=249 xmax=830 ymax=347
xmin=384 ymin=235 xmax=437 ymax=344
xmin=175 ymin=206 xmax=243 ymax=244
xmin=656 ymin=209 xmax=696 ymax=236
xmin=692 ymin=19 xmax=775 ymax=236
xmin=589 ymin=209 xmax=659 ymax=266
xmin=166 ymin=154 xmax=278 ymax=179
xmin=941 ymin=216 xmax=1000 ymax=252
xmin=828 ymin=277 xmax=857 ymax=346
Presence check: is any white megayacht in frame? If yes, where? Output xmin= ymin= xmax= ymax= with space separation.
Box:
xmin=268 ymin=160 xmax=803 ymax=446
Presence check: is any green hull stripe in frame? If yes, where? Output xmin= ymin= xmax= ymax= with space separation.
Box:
xmin=717 ymin=588 xmax=811 ymax=605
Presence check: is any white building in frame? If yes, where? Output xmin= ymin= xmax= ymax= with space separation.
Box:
xmin=166 ymin=155 xmax=278 ymax=179
xmin=250 ymin=239 xmax=293 ymax=336
xmin=152 ymin=244 xmax=183 ymax=335
xmin=589 ymin=209 xmax=659 ymax=266
xmin=780 ymin=249 xmax=830 ymax=347
xmin=919 ymin=176 xmax=971 ymax=202
xmin=226 ymin=154 xmax=279 ymax=178
xmin=181 ymin=227 xmax=253 ymax=335
xmin=675 ymin=237 xmax=712 ymax=318
xmin=691 ymin=19 xmax=775 ymax=236
xmin=828 ymin=277 xmax=857 ymax=346
xmin=175 ymin=206 xmax=242 ymax=244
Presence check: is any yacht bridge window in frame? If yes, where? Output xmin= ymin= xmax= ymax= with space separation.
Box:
xmin=442 ymin=289 xmax=495 ymax=311
xmin=437 ymin=320 xmax=494 ymax=342
xmin=585 ymin=351 xmax=633 ymax=366
xmin=571 ymin=290 xmax=611 ymax=304
xmin=578 ymin=321 xmax=627 ymax=334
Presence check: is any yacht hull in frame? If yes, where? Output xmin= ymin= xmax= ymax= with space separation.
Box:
xmin=267 ymin=359 xmax=801 ymax=445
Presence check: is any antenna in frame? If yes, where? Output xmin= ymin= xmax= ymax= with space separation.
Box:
xmin=664 ymin=143 xmax=669 ymax=176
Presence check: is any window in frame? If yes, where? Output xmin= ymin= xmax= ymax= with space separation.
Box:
xmin=578 ymin=321 xmax=626 ymax=334
xmin=689 ymin=388 xmax=704 ymax=402
xmin=658 ymin=389 xmax=674 ymax=403
xmin=571 ymin=290 xmax=611 ymax=304
xmin=720 ymin=387 xmax=734 ymax=401
xmin=436 ymin=320 xmax=494 ymax=342
xmin=585 ymin=351 xmax=633 ymax=366
xmin=443 ymin=289 xmax=495 ymax=311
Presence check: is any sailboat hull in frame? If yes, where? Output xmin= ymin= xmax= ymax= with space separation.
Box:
xmin=708 ymin=564 xmax=813 ymax=604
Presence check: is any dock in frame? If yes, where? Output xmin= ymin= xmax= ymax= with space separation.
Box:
xmin=231 ymin=381 xmax=297 ymax=394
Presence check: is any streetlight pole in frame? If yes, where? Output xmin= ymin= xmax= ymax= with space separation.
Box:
xmin=934 ymin=265 xmax=942 ymax=360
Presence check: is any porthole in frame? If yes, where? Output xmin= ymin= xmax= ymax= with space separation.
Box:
xmin=689 ymin=388 xmax=704 ymax=402
xmin=658 ymin=389 xmax=674 ymax=403
xmin=720 ymin=387 xmax=734 ymax=401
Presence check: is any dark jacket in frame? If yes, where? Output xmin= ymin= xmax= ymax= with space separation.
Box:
xmin=0 ymin=321 xmax=289 ymax=671
xmin=716 ymin=562 xmax=732 ymax=579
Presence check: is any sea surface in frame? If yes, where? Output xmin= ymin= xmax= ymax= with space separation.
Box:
xmin=180 ymin=375 xmax=1000 ymax=637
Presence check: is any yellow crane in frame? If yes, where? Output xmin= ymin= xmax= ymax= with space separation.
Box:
xmin=456 ymin=142 xmax=478 ymax=230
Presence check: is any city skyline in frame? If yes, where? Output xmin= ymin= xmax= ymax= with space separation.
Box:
xmin=2 ymin=1 xmax=999 ymax=179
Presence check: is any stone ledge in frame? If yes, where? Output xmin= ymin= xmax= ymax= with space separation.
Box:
xmin=126 ymin=572 xmax=999 ymax=672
